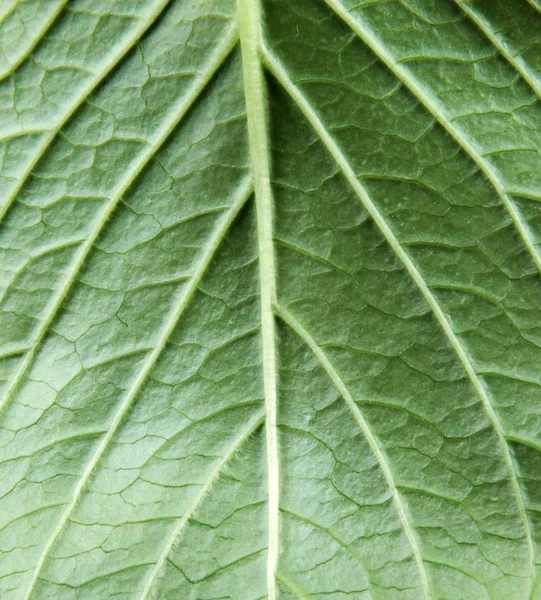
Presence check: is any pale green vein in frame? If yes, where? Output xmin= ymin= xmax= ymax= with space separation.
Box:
xmin=0 ymin=128 xmax=49 ymax=141
xmin=22 ymin=175 xmax=253 ymax=600
xmin=323 ymin=0 xmax=541 ymax=277
xmin=262 ymin=44 xmax=535 ymax=588
xmin=281 ymin=508 xmax=376 ymax=599
xmin=275 ymin=304 xmax=430 ymax=600
xmin=453 ymin=0 xmax=541 ymax=102
xmin=139 ymin=412 xmax=264 ymax=600
xmin=0 ymin=345 xmax=27 ymax=360
xmin=507 ymin=435 xmax=541 ymax=454
xmin=0 ymin=0 xmax=18 ymax=28
xmin=0 ymin=25 xmax=239 ymax=418
xmin=238 ymin=1 xmax=279 ymax=599
xmin=0 ymin=0 xmax=173 ymax=223
xmin=525 ymin=0 xmax=541 ymax=14
xmin=0 ymin=0 xmax=70 ymax=82
xmin=276 ymin=573 xmax=309 ymax=600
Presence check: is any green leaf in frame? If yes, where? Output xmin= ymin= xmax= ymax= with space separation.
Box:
xmin=1 ymin=0 xmax=541 ymax=598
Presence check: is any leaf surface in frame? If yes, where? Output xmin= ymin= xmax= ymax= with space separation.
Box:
xmin=1 ymin=0 xmax=541 ymax=598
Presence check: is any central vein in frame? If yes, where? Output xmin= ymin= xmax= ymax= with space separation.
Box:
xmin=237 ymin=0 xmax=279 ymax=598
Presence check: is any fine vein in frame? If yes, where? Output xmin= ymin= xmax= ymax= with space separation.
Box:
xmin=525 ymin=0 xmax=541 ymax=14
xmin=323 ymin=0 xmax=541 ymax=277
xmin=0 ymin=25 xmax=239 ymax=418
xmin=0 ymin=1 xmax=19 ymax=29
xmin=139 ymin=412 xmax=264 ymax=599
xmin=262 ymin=44 xmax=535 ymax=580
xmin=0 ymin=0 xmax=70 ymax=82
xmin=237 ymin=2 xmax=279 ymax=598
xmin=275 ymin=305 xmax=431 ymax=599
xmin=453 ymin=0 xmax=541 ymax=101
xmin=22 ymin=176 xmax=253 ymax=600
xmin=0 ymin=0 xmax=173 ymax=222
xmin=276 ymin=573 xmax=309 ymax=600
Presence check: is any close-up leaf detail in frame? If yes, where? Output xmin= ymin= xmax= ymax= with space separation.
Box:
xmin=1 ymin=0 xmax=541 ymax=598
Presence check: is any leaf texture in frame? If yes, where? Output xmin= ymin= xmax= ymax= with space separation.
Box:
xmin=1 ymin=1 xmax=541 ymax=599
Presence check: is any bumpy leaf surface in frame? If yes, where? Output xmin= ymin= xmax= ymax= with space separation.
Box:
xmin=1 ymin=0 xmax=541 ymax=598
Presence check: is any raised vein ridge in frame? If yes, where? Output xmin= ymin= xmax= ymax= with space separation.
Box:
xmin=526 ymin=0 xmax=541 ymax=14
xmin=262 ymin=43 xmax=535 ymax=588
xmin=237 ymin=1 xmax=279 ymax=598
xmin=139 ymin=412 xmax=264 ymax=599
xmin=22 ymin=176 xmax=253 ymax=600
xmin=277 ymin=572 xmax=309 ymax=599
xmin=0 ymin=0 xmax=70 ymax=82
xmin=453 ymin=0 xmax=541 ymax=102
xmin=0 ymin=0 xmax=173 ymax=222
xmin=0 ymin=25 xmax=239 ymax=419
xmin=275 ymin=304 xmax=431 ymax=599
xmin=323 ymin=0 xmax=541 ymax=278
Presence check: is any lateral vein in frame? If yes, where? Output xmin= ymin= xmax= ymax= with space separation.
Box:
xmin=275 ymin=304 xmax=431 ymax=599
xmin=237 ymin=2 xmax=279 ymax=599
xmin=139 ymin=412 xmax=264 ymax=600
xmin=453 ymin=0 xmax=541 ymax=102
xmin=21 ymin=175 xmax=253 ymax=600
xmin=262 ymin=44 xmax=535 ymax=584
xmin=525 ymin=0 xmax=541 ymax=15
xmin=0 ymin=25 xmax=239 ymax=417
xmin=0 ymin=0 xmax=173 ymax=223
xmin=0 ymin=0 xmax=70 ymax=82
xmin=323 ymin=0 xmax=541 ymax=277
xmin=276 ymin=573 xmax=309 ymax=600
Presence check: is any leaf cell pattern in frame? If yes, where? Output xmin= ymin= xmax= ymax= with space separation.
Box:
xmin=1 ymin=1 xmax=541 ymax=599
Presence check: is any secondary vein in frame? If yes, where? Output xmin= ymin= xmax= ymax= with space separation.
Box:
xmin=0 ymin=0 xmax=173 ymax=223
xmin=0 ymin=25 xmax=239 ymax=419
xmin=275 ymin=304 xmax=431 ymax=599
xmin=237 ymin=2 xmax=279 ymax=598
xmin=323 ymin=0 xmax=541 ymax=278
xmin=453 ymin=0 xmax=541 ymax=101
xmin=262 ymin=43 xmax=535 ymax=586
xmin=0 ymin=0 xmax=70 ymax=83
xmin=138 ymin=412 xmax=264 ymax=600
xmin=21 ymin=176 xmax=253 ymax=600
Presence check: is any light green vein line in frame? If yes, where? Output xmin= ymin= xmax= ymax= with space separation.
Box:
xmin=0 ymin=128 xmax=49 ymax=140
xmin=0 ymin=346 xmax=28 ymax=360
xmin=139 ymin=412 xmax=264 ymax=600
xmin=0 ymin=268 xmax=25 ymax=307
xmin=276 ymin=573 xmax=309 ymax=600
xmin=0 ymin=0 xmax=18 ymax=28
xmin=275 ymin=304 xmax=430 ymax=600
xmin=0 ymin=0 xmax=70 ymax=82
xmin=281 ymin=508 xmax=376 ymax=599
xmin=453 ymin=0 xmax=541 ymax=101
xmin=238 ymin=1 xmax=279 ymax=599
xmin=262 ymin=45 xmax=535 ymax=587
xmin=507 ymin=435 xmax=541 ymax=454
xmin=323 ymin=0 xmax=541 ymax=277
xmin=525 ymin=0 xmax=541 ymax=14
xmin=0 ymin=25 xmax=239 ymax=418
xmin=22 ymin=175 xmax=253 ymax=600
xmin=0 ymin=0 xmax=173 ymax=223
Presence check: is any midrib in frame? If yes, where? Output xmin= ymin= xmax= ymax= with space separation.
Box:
xmin=237 ymin=1 xmax=279 ymax=599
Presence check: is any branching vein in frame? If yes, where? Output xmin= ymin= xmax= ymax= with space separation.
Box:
xmin=0 ymin=25 xmax=239 ymax=418
xmin=323 ymin=0 xmax=541 ymax=278
xmin=22 ymin=175 xmax=253 ymax=600
xmin=237 ymin=1 xmax=280 ymax=598
xmin=275 ymin=304 xmax=431 ymax=599
xmin=453 ymin=0 xmax=541 ymax=102
xmin=262 ymin=43 xmax=535 ymax=586
xmin=0 ymin=0 xmax=70 ymax=82
xmin=0 ymin=0 xmax=173 ymax=222
xmin=139 ymin=412 xmax=264 ymax=599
